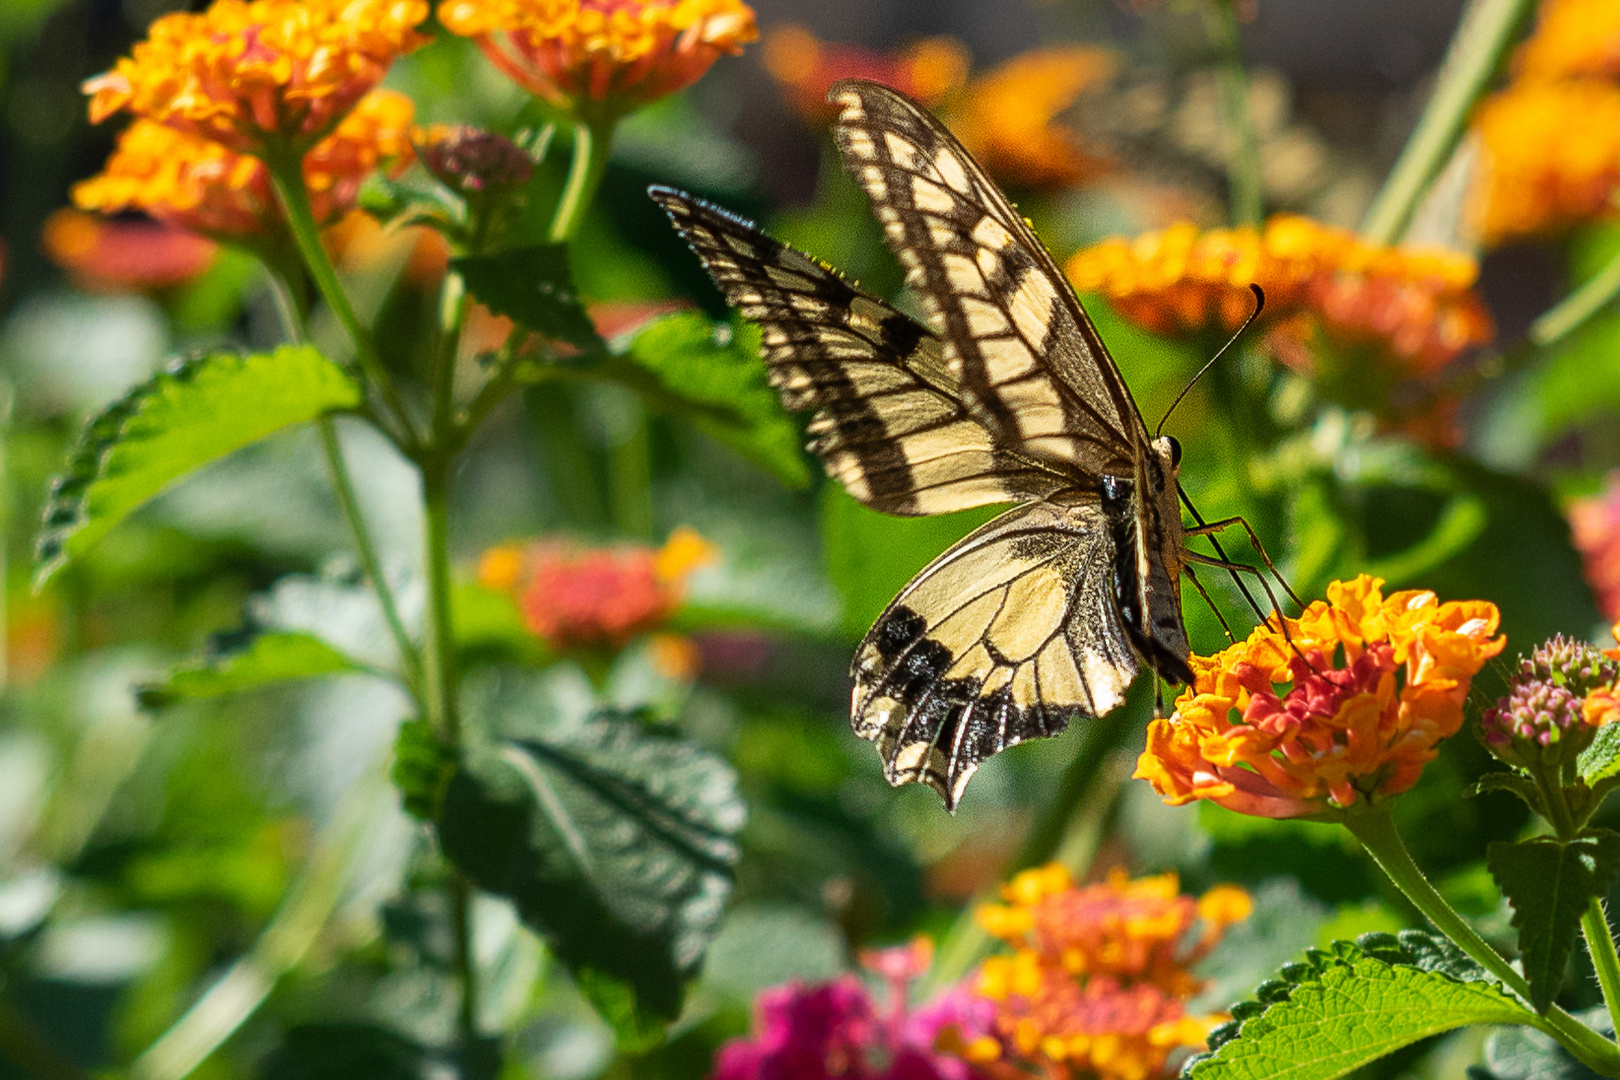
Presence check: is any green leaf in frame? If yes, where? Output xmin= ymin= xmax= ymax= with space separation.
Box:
xmin=438 ymin=675 xmax=745 ymax=1041
xmin=606 ymin=314 xmax=811 ymax=488
xmin=1186 ymin=935 xmax=1531 ymax=1080
xmin=1579 ymin=723 xmax=1620 ymax=786
xmin=453 ymin=245 xmax=602 ymax=350
xmin=1475 ymin=1007 xmax=1612 ymax=1080
xmin=261 ymin=1023 xmax=431 ymax=1080
xmin=1468 ymin=772 xmax=1548 ymax=819
xmin=35 ymin=346 xmax=361 ymax=586
xmin=136 ymin=631 xmax=361 ymax=708
xmin=1487 ymin=831 xmax=1620 ymax=1011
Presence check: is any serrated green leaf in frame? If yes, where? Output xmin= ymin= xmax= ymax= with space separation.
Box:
xmin=438 ymin=675 xmax=745 ymax=1039
xmin=1187 ymin=941 xmax=1532 ymax=1080
xmin=1469 ymin=772 xmax=1549 ymax=818
xmin=1488 ymin=831 xmax=1620 ymax=1011
xmin=453 ymin=245 xmax=602 ymax=350
xmin=1579 ymin=723 xmax=1620 ymax=785
xmin=137 ymin=632 xmax=361 ymax=708
xmin=607 ymin=314 xmax=810 ymax=488
xmin=35 ymin=346 xmax=361 ymax=586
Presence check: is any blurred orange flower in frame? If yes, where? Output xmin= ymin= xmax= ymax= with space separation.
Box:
xmin=764 ymin=28 xmax=1116 ymax=189
xmin=439 ymin=0 xmax=757 ymax=116
xmin=478 ymin=526 xmax=717 ymax=651
xmin=948 ymin=47 xmax=1117 ymax=188
xmin=763 ymin=24 xmax=969 ymax=119
xmin=1571 ymin=472 xmax=1620 ymax=621
xmin=42 ymin=209 xmax=217 ymax=291
xmin=73 ymin=90 xmax=417 ymax=241
xmin=1469 ymin=80 xmax=1620 ymax=247
xmin=973 ymin=865 xmax=1246 ymax=1080
xmin=1067 ymin=216 xmax=1494 ymax=376
xmin=1513 ymin=0 xmax=1620 ymax=82
xmin=83 ymin=0 xmax=428 ymax=155
xmin=1136 ymin=575 xmax=1504 ymax=819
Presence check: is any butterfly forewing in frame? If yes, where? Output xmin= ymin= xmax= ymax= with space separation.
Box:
xmin=650 ymin=187 xmax=1068 ymax=516
xmin=828 ymin=79 xmax=1148 ymax=478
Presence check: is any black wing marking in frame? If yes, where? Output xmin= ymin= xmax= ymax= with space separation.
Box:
xmin=651 ymin=186 xmax=1069 ymax=514
xmin=828 ymin=78 xmax=1149 ymax=477
xmin=851 ymin=496 xmax=1139 ymax=810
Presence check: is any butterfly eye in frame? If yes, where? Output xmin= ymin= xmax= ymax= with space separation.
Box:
xmin=1166 ymin=435 xmax=1183 ymax=467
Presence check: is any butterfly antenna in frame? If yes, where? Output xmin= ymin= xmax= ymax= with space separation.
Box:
xmin=1156 ymin=284 xmax=1265 ymax=438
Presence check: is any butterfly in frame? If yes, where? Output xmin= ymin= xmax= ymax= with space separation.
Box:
xmin=651 ymin=78 xmax=1198 ymax=811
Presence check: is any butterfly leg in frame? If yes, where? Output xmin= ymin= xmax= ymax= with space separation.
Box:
xmin=1183 ymin=549 xmax=1325 ymax=675
xmin=1184 ymin=514 xmax=1305 ymax=609
xmin=1182 ymin=562 xmax=1237 ymax=644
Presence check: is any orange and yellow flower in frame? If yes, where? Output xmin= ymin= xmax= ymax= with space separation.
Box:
xmin=83 ymin=0 xmax=429 ymax=155
xmin=972 ymin=865 xmax=1247 ymax=1080
xmin=1468 ymin=79 xmax=1620 ymax=247
xmin=439 ymin=0 xmax=758 ymax=116
xmin=1135 ymin=575 xmax=1504 ymax=819
xmin=477 ymin=526 xmax=717 ymax=652
xmin=1513 ymin=0 xmax=1620 ymax=83
xmin=1067 ymin=216 xmax=1494 ymax=376
xmin=73 ymin=89 xmax=416 ymax=241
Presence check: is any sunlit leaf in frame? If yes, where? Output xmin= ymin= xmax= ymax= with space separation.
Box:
xmin=137 ymin=632 xmax=362 ymax=708
xmin=35 ymin=346 xmax=361 ymax=586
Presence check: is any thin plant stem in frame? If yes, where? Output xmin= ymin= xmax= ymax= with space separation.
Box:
xmin=1345 ymin=806 xmax=1620 ymax=1075
xmin=1203 ymin=1 xmax=1263 ymax=226
xmin=1358 ymin=0 xmax=1537 ymax=245
xmin=608 ymin=405 xmax=654 ymax=540
xmin=549 ymin=114 xmax=619 ymax=243
xmin=263 ymin=269 xmax=423 ymax=697
xmin=1530 ymin=243 xmax=1620 ymax=346
xmin=1584 ymin=899 xmax=1620 ymax=1041
xmin=265 ymin=152 xmax=420 ymax=446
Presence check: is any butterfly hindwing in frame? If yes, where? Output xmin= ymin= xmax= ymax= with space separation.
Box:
xmin=828 ymin=79 xmax=1147 ymax=477
xmin=650 ymin=187 xmax=1068 ymax=515
xmin=852 ymin=497 xmax=1139 ymax=809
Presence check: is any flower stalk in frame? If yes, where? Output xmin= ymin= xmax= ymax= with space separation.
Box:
xmin=550 ymin=113 xmax=619 ymax=243
xmin=1359 ymin=0 xmax=1538 ymax=245
xmin=1346 ymin=806 xmax=1620 ymax=1075
xmin=1530 ymin=244 xmax=1620 ymax=346
xmin=1202 ymin=1 xmax=1263 ymax=227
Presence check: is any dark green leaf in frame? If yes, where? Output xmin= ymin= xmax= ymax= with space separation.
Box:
xmin=438 ymin=676 xmax=745 ymax=1041
xmin=1468 ymin=772 xmax=1549 ymax=819
xmin=1474 ymin=1007 xmax=1612 ymax=1080
xmin=1488 ymin=831 xmax=1620 ymax=1011
xmin=35 ymin=346 xmax=361 ymax=586
xmin=260 ymin=1024 xmax=431 ymax=1080
xmin=1579 ymin=723 xmax=1620 ymax=786
xmin=606 ymin=314 xmax=810 ymax=488
xmin=453 ymin=245 xmax=602 ymax=350
xmin=136 ymin=632 xmax=361 ymax=708
xmin=1186 ymin=936 xmax=1531 ymax=1080
xmin=392 ymin=718 xmax=455 ymax=821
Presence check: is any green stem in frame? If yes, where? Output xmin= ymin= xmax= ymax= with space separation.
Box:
xmin=265 ymin=153 xmax=419 ymax=446
xmin=549 ymin=113 xmax=619 ymax=243
xmin=1584 ymin=899 xmax=1620 ymax=1041
xmin=1346 ymin=806 xmax=1620 ymax=1075
xmin=1530 ymin=244 xmax=1620 ymax=346
xmin=263 ymin=267 xmax=423 ymax=698
xmin=1203 ymin=2 xmax=1264 ymax=226
xmin=608 ymin=405 xmax=654 ymax=540
xmin=1359 ymin=0 xmax=1537 ymax=245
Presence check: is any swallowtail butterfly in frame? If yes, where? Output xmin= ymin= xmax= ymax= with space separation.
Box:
xmin=651 ymin=79 xmax=1196 ymax=810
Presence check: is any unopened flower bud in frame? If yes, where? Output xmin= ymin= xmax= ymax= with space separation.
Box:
xmin=1481 ymin=675 xmax=1591 ymax=768
xmin=418 ymin=125 xmax=534 ymax=193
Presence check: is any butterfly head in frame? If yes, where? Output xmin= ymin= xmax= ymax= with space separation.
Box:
xmin=1151 ymin=434 xmax=1183 ymax=480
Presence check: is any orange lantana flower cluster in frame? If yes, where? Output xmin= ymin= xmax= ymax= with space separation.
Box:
xmin=971 ymin=865 xmax=1250 ymax=1080
xmin=1469 ymin=0 xmax=1620 ymax=245
xmin=1570 ymin=472 xmax=1620 ymax=622
xmin=74 ymin=90 xmax=417 ymax=241
xmin=1066 ymin=216 xmax=1494 ymax=377
xmin=763 ymin=25 xmax=969 ymax=118
xmin=1135 ymin=575 xmax=1505 ymax=820
xmin=84 ymin=0 xmax=430 ymax=154
xmin=439 ymin=0 xmax=758 ymax=115
xmin=477 ymin=526 xmax=717 ymax=655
